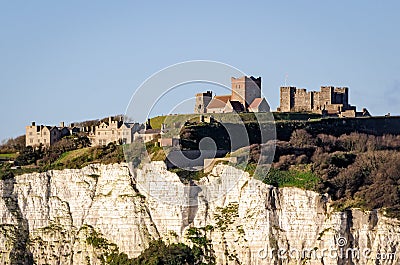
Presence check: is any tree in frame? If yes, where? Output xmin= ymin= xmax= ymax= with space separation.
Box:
xmin=0 ymin=135 xmax=26 ymax=153
xmin=290 ymin=129 xmax=315 ymax=147
xmin=132 ymin=240 xmax=202 ymax=265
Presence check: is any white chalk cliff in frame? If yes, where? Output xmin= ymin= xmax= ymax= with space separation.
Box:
xmin=0 ymin=162 xmax=399 ymax=264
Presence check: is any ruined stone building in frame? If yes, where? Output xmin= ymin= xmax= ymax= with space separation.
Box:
xmin=278 ymin=86 xmax=365 ymax=117
xmin=194 ymin=76 xmax=270 ymax=114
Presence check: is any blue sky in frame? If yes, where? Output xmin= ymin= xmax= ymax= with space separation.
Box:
xmin=0 ymin=1 xmax=399 ymax=142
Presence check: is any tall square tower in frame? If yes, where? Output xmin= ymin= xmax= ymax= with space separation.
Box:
xmin=194 ymin=91 xmax=213 ymax=113
xmin=231 ymin=76 xmax=261 ymax=108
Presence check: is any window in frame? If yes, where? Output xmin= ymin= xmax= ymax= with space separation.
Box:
xmin=29 ymin=132 xmax=32 ymax=136
xmin=30 ymin=139 xmax=33 ymax=143
xmin=98 ymin=132 xmax=100 ymax=135
xmin=43 ymin=132 xmax=47 ymax=135
xmin=112 ymin=130 xmax=114 ymax=134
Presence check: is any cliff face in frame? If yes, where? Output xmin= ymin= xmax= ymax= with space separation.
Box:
xmin=0 ymin=162 xmax=399 ymax=264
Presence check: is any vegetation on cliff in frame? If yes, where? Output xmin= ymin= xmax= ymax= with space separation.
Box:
xmin=0 ymin=135 xmax=125 ymax=179
xmin=169 ymin=114 xmax=400 ymax=217
xmin=132 ymin=240 xmax=205 ymax=265
xmin=2 ymin=114 xmax=400 ymax=218
xmin=245 ymin=130 xmax=400 ymax=217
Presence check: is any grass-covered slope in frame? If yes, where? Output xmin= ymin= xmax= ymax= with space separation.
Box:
xmin=0 ymin=136 xmax=125 ymax=179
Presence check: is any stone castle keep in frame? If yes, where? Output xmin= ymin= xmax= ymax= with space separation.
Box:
xmin=278 ymin=86 xmax=367 ymax=117
xmin=195 ymin=76 xmax=270 ymax=113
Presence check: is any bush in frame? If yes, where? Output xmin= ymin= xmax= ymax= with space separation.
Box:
xmin=0 ymin=163 xmax=14 ymax=180
xmin=0 ymin=135 xmax=25 ymax=153
xmin=132 ymin=240 xmax=202 ymax=265
xmin=290 ymin=129 xmax=315 ymax=147
xmin=15 ymin=146 xmax=42 ymax=166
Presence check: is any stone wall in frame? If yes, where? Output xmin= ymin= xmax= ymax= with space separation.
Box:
xmin=275 ymin=116 xmax=400 ymax=141
xmin=279 ymin=86 xmax=352 ymax=114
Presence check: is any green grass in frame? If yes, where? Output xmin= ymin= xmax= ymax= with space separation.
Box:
xmin=45 ymin=144 xmax=124 ymax=171
xmin=279 ymin=170 xmax=319 ymax=189
xmin=169 ymin=168 xmax=208 ymax=183
xmin=149 ymin=115 xmax=167 ymax=129
xmin=0 ymin=143 xmax=125 ymax=176
xmin=245 ymin=165 xmax=320 ymax=190
xmin=150 ymin=114 xmax=195 ymax=129
xmin=0 ymin=153 xmax=17 ymax=159
xmin=12 ymin=167 xmax=40 ymax=175
xmin=53 ymin=148 xmax=91 ymax=166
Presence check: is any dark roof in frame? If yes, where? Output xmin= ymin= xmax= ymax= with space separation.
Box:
xmin=229 ymin=101 xmax=244 ymax=112
xmin=138 ymin=129 xmax=161 ymax=134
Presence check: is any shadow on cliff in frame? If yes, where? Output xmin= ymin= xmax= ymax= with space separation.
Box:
xmin=182 ymin=181 xmax=201 ymax=230
xmin=1 ymin=178 xmax=33 ymax=264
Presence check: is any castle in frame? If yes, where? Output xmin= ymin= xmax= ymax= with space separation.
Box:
xmin=195 ymin=76 xmax=270 ymax=113
xmin=278 ymin=86 xmax=369 ymax=117
xmin=26 ymin=78 xmax=370 ymax=148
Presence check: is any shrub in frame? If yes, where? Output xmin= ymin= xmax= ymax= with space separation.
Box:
xmin=290 ymin=129 xmax=315 ymax=147
xmin=132 ymin=240 xmax=202 ymax=265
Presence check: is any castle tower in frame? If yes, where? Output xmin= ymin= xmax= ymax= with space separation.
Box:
xmin=231 ymin=76 xmax=261 ymax=108
xmin=333 ymin=87 xmax=349 ymax=107
xmin=279 ymin=86 xmax=296 ymax=112
xmin=194 ymin=91 xmax=212 ymax=114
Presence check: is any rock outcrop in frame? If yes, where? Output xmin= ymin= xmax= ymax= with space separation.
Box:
xmin=0 ymin=162 xmax=399 ymax=264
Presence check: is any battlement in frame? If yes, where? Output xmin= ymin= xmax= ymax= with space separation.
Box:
xmin=194 ymin=90 xmax=213 ymax=114
xmin=231 ymin=76 xmax=261 ymax=89
xmin=278 ymin=85 xmax=357 ymax=116
xmin=195 ymin=90 xmax=212 ymax=97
